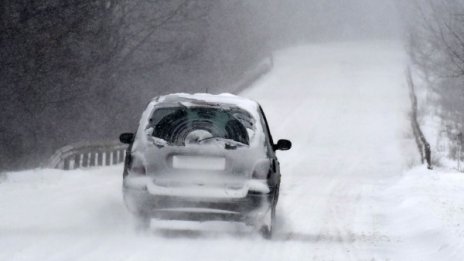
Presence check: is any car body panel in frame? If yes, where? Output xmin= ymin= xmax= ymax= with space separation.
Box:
xmin=121 ymin=93 xmax=285 ymax=227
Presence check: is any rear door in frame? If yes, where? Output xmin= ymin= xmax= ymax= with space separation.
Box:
xmin=258 ymin=106 xmax=281 ymax=190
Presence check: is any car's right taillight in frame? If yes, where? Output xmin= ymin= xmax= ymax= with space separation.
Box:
xmin=252 ymin=159 xmax=271 ymax=179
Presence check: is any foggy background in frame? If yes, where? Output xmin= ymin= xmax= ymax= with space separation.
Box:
xmin=3 ymin=0 xmax=456 ymax=171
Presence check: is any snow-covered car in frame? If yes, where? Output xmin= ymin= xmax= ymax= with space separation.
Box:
xmin=119 ymin=93 xmax=291 ymax=237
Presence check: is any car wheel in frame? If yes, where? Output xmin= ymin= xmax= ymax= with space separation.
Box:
xmin=133 ymin=213 xmax=151 ymax=232
xmin=259 ymin=204 xmax=276 ymax=239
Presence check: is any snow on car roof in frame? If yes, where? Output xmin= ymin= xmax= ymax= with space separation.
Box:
xmin=151 ymin=93 xmax=260 ymax=115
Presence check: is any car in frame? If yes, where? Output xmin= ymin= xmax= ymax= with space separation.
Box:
xmin=119 ymin=93 xmax=291 ymax=237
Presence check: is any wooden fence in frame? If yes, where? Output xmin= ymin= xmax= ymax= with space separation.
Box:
xmin=407 ymin=68 xmax=432 ymax=170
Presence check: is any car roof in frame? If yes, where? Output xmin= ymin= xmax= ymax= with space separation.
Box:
xmin=151 ymin=93 xmax=260 ymax=115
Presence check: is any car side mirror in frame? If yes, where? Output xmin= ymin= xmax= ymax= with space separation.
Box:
xmin=119 ymin=133 xmax=134 ymax=144
xmin=274 ymin=139 xmax=292 ymax=151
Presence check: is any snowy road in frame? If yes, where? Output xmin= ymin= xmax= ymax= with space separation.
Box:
xmin=1 ymin=41 xmax=425 ymax=260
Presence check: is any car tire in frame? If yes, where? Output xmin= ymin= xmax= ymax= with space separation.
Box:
xmin=259 ymin=203 xmax=276 ymax=239
xmin=133 ymin=213 xmax=151 ymax=232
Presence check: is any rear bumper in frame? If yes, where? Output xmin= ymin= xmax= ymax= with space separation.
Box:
xmin=123 ymin=185 xmax=274 ymax=223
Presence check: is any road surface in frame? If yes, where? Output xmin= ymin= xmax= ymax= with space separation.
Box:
xmin=1 ymin=41 xmax=424 ymax=261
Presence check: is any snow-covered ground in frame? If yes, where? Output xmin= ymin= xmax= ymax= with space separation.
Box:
xmin=2 ymin=41 xmax=464 ymax=260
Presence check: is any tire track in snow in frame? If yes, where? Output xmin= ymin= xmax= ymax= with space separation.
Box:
xmin=0 ymin=41 xmax=414 ymax=261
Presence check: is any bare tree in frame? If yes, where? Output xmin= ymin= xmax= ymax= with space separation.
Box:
xmin=405 ymin=0 xmax=464 ymax=159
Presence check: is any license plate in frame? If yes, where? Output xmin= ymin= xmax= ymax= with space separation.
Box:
xmin=172 ymin=155 xmax=226 ymax=170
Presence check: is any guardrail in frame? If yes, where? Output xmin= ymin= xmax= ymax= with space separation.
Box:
xmin=229 ymin=56 xmax=274 ymax=94
xmin=47 ymin=140 xmax=127 ymax=170
xmin=407 ymin=68 xmax=432 ymax=169
xmin=47 ymin=56 xmax=274 ymax=170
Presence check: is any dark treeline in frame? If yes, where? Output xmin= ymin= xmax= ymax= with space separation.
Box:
xmin=0 ymin=0 xmax=270 ymax=170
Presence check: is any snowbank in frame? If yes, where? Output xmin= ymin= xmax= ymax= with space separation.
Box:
xmin=380 ymin=166 xmax=464 ymax=260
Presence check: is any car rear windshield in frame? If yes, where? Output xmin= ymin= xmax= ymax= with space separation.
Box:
xmin=147 ymin=106 xmax=255 ymax=146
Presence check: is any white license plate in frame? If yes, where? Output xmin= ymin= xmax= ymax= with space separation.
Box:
xmin=172 ymin=156 xmax=226 ymax=170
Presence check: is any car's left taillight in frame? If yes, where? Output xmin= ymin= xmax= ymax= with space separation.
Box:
xmin=130 ymin=158 xmax=146 ymax=176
